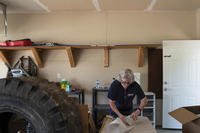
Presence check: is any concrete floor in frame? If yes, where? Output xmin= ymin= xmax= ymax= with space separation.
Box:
xmin=156 ymin=129 xmax=182 ymax=133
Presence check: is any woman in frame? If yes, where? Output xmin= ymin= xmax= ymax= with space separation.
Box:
xmin=107 ymin=68 xmax=147 ymax=124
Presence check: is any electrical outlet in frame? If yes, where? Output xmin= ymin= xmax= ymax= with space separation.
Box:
xmin=57 ymin=73 xmax=61 ymax=79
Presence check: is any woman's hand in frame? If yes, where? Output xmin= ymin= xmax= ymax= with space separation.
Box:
xmin=130 ymin=109 xmax=140 ymax=120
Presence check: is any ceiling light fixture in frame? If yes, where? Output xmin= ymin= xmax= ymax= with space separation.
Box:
xmin=33 ymin=0 xmax=50 ymax=12
xmin=92 ymin=0 xmax=101 ymax=12
xmin=145 ymin=0 xmax=157 ymax=12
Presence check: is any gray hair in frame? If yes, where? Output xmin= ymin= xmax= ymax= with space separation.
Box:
xmin=116 ymin=68 xmax=134 ymax=83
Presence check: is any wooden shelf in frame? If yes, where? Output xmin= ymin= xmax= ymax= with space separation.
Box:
xmin=0 ymin=44 xmax=161 ymax=68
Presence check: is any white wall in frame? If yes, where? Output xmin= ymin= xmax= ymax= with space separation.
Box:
xmin=0 ymin=11 xmax=197 ymax=43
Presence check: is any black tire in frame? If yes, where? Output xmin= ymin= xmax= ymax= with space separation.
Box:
xmin=0 ymin=77 xmax=82 ymax=133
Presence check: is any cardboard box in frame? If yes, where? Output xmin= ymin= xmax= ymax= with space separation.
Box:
xmin=99 ymin=116 xmax=156 ymax=133
xmin=169 ymin=106 xmax=200 ymax=133
xmin=78 ymin=105 xmax=96 ymax=133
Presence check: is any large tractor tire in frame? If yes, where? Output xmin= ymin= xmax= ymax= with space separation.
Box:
xmin=0 ymin=77 xmax=82 ymax=133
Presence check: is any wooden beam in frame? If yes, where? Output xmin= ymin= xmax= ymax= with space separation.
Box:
xmin=31 ymin=48 xmax=43 ymax=68
xmin=65 ymin=47 xmax=75 ymax=67
xmin=104 ymin=47 xmax=109 ymax=67
xmin=0 ymin=50 xmax=10 ymax=66
xmin=138 ymin=46 xmax=145 ymax=67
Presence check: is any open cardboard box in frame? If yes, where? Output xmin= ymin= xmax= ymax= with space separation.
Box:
xmin=169 ymin=105 xmax=200 ymax=133
xmin=78 ymin=105 xmax=96 ymax=133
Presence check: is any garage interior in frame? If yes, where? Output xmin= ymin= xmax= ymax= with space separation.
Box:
xmin=0 ymin=0 xmax=200 ymax=133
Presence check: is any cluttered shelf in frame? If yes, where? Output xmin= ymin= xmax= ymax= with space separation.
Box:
xmin=0 ymin=44 xmax=161 ymax=68
xmin=92 ymin=87 xmax=110 ymax=127
xmin=59 ymin=79 xmax=85 ymax=104
xmin=67 ymin=89 xmax=85 ymax=104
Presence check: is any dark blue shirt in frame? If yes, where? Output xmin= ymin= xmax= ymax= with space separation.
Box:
xmin=107 ymin=80 xmax=145 ymax=117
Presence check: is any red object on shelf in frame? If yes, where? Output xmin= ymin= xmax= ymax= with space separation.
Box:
xmin=0 ymin=39 xmax=32 ymax=46
xmin=0 ymin=42 xmax=7 ymax=46
xmin=6 ymin=39 xmax=32 ymax=46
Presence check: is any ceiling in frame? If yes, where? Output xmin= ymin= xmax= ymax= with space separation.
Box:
xmin=0 ymin=0 xmax=200 ymax=13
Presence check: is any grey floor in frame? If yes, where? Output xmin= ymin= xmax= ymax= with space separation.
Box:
xmin=156 ymin=128 xmax=182 ymax=133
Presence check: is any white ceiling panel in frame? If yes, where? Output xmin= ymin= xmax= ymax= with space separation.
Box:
xmin=99 ymin=0 xmax=150 ymax=10
xmin=0 ymin=0 xmax=200 ymax=13
xmin=0 ymin=0 xmax=48 ymax=13
xmin=154 ymin=0 xmax=200 ymax=11
xmin=39 ymin=0 xmax=95 ymax=11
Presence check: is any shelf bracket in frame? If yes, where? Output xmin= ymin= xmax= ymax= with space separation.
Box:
xmin=137 ymin=46 xmax=145 ymax=67
xmin=104 ymin=47 xmax=109 ymax=67
xmin=0 ymin=50 xmax=10 ymax=66
xmin=31 ymin=48 xmax=44 ymax=68
xmin=65 ymin=47 xmax=75 ymax=67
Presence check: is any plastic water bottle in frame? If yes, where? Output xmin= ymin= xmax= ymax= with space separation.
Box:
xmin=96 ymin=80 xmax=100 ymax=89
xmin=66 ymin=81 xmax=71 ymax=92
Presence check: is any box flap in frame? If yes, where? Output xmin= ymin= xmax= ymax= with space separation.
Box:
xmin=78 ymin=104 xmax=89 ymax=133
xmin=169 ymin=107 xmax=200 ymax=124
xmin=184 ymin=106 xmax=200 ymax=114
